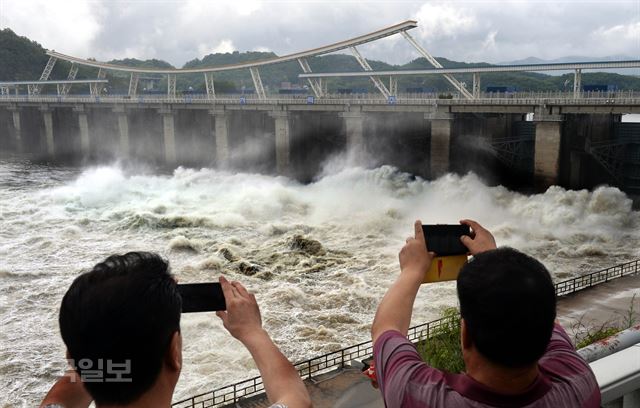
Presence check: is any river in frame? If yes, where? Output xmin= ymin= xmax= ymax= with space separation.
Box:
xmin=1 ymin=157 xmax=638 ymax=406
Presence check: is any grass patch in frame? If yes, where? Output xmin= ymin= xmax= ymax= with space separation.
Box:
xmin=572 ymin=293 xmax=638 ymax=349
xmin=574 ymin=324 xmax=621 ymax=349
xmin=416 ymin=307 xmax=465 ymax=373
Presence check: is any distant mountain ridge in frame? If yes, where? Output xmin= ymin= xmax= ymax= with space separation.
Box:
xmin=2 ymin=28 xmax=639 ymax=93
xmin=499 ymin=55 xmax=638 ymax=65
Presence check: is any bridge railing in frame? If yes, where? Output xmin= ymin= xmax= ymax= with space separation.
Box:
xmin=171 ymin=259 xmax=640 ymax=408
xmin=1 ymin=90 xmax=640 ymax=105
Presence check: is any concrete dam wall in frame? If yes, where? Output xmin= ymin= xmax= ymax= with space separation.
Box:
xmin=0 ymin=101 xmax=638 ymax=195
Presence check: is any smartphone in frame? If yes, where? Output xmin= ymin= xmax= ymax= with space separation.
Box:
xmin=177 ymin=283 xmax=226 ymax=313
xmin=422 ymin=224 xmax=471 ymax=256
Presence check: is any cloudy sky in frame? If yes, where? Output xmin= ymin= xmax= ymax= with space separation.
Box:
xmin=0 ymin=0 xmax=638 ymax=67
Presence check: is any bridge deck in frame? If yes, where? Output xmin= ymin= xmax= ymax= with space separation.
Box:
xmin=2 ymin=92 xmax=639 ymax=115
xmin=227 ymin=274 xmax=640 ymax=408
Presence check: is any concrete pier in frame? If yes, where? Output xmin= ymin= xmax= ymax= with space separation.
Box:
xmin=40 ymin=107 xmax=55 ymax=157
xmin=113 ymin=106 xmax=130 ymax=159
xmin=74 ymin=106 xmax=90 ymax=157
xmin=340 ymin=110 xmax=364 ymax=156
xmin=8 ymin=107 xmax=22 ymax=152
xmin=534 ymin=115 xmax=563 ymax=189
xmin=271 ymin=110 xmax=291 ymax=175
xmin=212 ymin=110 xmax=229 ymax=167
xmin=114 ymin=107 xmax=130 ymax=158
xmin=160 ymin=109 xmax=176 ymax=164
xmin=427 ymin=111 xmax=453 ymax=179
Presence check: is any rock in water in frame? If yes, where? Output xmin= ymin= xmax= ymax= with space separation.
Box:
xmin=219 ymin=247 xmax=238 ymax=262
xmin=289 ymin=235 xmax=325 ymax=256
xmin=237 ymin=261 xmax=260 ymax=276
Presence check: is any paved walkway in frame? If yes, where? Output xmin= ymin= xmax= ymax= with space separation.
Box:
xmin=556 ymin=274 xmax=639 ymax=332
xmin=233 ymin=274 xmax=640 ymax=408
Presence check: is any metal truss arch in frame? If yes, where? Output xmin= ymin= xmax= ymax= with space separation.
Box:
xmin=349 ymin=46 xmax=390 ymax=97
xmin=297 ymin=58 xmax=323 ymax=98
xmin=249 ymin=67 xmax=266 ymax=99
xmin=400 ymin=31 xmax=473 ymax=99
xmin=29 ymin=56 xmax=57 ymax=95
xmin=204 ymin=72 xmax=216 ymax=99
xmin=90 ymin=68 xmax=106 ymax=96
xmin=59 ymin=64 xmax=79 ymax=95
xmin=167 ymin=74 xmax=177 ymax=98
xmin=43 ymin=21 xmax=418 ymax=75
xmin=128 ymin=73 xmax=139 ymax=97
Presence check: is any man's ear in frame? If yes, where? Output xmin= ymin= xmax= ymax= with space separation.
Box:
xmin=165 ymin=331 xmax=182 ymax=372
xmin=460 ymin=318 xmax=473 ymax=350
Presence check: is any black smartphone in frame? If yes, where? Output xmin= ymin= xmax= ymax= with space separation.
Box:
xmin=177 ymin=283 xmax=226 ymax=313
xmin=422 ymin=224 xmax=471 ymax=256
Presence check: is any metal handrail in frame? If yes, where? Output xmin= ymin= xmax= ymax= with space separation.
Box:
xmin=172 ymin=258 xmax=640 ymax=407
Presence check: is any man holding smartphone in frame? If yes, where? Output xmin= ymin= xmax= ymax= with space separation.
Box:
xmin=40 ymin=252 xmax=311 ymax=408
xmin=371 ymin=220 xmax=600 ymax=407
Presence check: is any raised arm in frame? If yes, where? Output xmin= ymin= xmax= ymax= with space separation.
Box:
xmin=216 ymin=277 xmax=311 ymax=408
xmin=371 ymin=220 xmax=435 ymax=344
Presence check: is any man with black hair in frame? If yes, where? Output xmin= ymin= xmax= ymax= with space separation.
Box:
xmin=371 ymin=220 xmax=600 ymax=407
xmin=40 ymin=252 xmax=310 ymax=408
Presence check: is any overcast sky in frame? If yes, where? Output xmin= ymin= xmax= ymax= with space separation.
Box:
xmin=1 ymin=0 xmax=638 ymax=67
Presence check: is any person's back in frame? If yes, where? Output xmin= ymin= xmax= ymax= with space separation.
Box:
xmin=371 ymin=220 xmax=600 ymax=407
xmin=40 ymin=252 xmax=310 ymax=408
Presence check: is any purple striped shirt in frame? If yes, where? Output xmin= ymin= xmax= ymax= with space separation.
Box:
xmin=374 ymin=323 xmax=600 ymax=407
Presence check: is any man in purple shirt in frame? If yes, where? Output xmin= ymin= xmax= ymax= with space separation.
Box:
xmin=371 ymin=219 xmax=600 ymax=407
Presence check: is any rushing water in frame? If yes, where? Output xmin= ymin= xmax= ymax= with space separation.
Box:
xmin=0 ymin=157 xmax=638 ymax=406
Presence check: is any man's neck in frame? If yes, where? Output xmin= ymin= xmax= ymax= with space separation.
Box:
xmin=465 ymin=354 xmax=539 ymax=395
xmin=97 ymin=372 xmax=175 ymax=408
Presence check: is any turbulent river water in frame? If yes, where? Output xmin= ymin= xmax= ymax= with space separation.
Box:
xmin=0 ymin=157 xmax=638 ymax=406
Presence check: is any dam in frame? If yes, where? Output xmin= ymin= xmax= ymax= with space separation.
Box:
xmin=1 ymin=93 xmax=640 ymax=195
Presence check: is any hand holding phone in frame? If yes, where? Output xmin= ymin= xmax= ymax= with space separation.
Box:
xmin=422 ymin=224 xmax=471 ymax=256
xmin=421 ymin=224 xmax=471 ymax=283
xmin=459 ymin=219 xmax=497 ymax=255
xmin=399 ymin=221 xmax=435 ymax=277
xmin=215 ymin=276 xmax=263 ymax=343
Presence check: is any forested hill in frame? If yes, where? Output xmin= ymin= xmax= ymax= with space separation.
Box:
xmin=2 ymin=28 xmax=639 ymax=94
